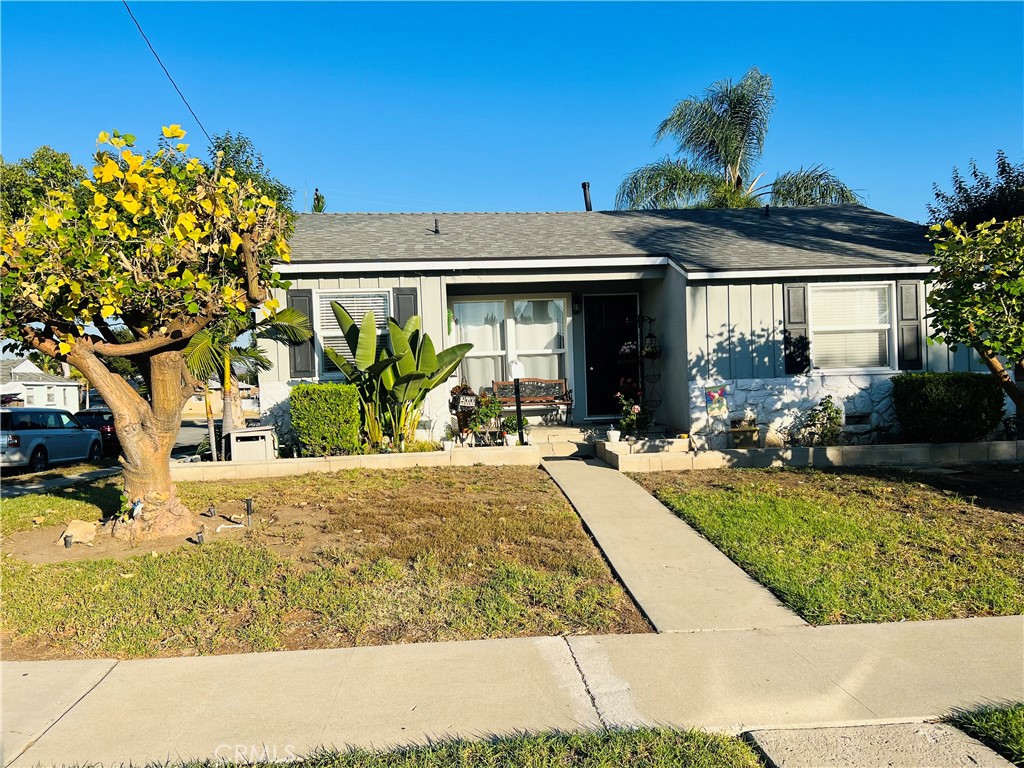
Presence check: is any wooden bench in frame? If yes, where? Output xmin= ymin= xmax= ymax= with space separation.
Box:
xmin=491 ymin=378 xmax=573 ymax=425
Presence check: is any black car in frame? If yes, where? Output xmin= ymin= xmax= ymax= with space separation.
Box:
xmin=74 ymin=409 xmax=119 ymax=455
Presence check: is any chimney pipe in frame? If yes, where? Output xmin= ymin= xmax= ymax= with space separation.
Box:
xmin=581 ymin=181 xmax=592 ymax=212
xmin=434 ymin=218 xmax=440 ymax=234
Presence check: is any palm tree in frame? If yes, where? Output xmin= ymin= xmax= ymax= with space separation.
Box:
xmin=615 ymin=68 xmax=862 ymax=210
xmin=184 ymin=308 xmax=311 ymax=458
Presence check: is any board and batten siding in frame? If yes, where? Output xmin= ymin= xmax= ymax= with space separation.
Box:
xmin=686 ymin=282 xmax=785 ymax=382
xmin=686 ymin=278 xmax=986 ymax=381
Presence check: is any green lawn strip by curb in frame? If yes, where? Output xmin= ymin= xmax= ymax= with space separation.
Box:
xmin=177 ymin=727 xmax=762 ymax=768
xmin=949 ymin=702 xmax=1024 ymax=766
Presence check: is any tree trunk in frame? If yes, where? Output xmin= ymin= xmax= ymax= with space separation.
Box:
xmin=203 ymin=385 xmax=218 ymax=462
xmin=225 ymin=375 xmax=245 ymax=434
xmin=69 ymin=346 xmax=198 ymax=542
xmin=973 ymin=344 xmax=1024 ymax=411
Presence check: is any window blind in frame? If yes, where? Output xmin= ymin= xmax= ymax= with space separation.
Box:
xmin=319 ymin=293 xmax=390 ymax=372
xmin=811 ymin=285 xmax=891 ymax=369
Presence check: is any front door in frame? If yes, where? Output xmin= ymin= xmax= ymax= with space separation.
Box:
xmin=583 ymin=294 xmax=639 ymax=417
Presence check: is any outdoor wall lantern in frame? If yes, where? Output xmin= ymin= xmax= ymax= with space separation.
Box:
xmin=571 ymin=293 xmax=583 ymax=315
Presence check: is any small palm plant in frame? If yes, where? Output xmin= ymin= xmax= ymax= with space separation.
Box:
xmin=184 ymin=307 xmax=312 ymax=457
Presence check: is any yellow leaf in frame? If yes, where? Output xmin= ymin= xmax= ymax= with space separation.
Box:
xmin=235 ymin=300 xmax=248 ymax=311
xmin=93 ymin=192 xmax=108 ymax=208
xmin=199 ymin=199 xmax=213 ymax=214
xmin=176 ymin=143 xmax=190 ymax=153
xmin=45 ymin=212 xmax=61 ymax=230
xmin=229 ymin=232 xmax=243 ymax=250
xmin=99 ymin=158 xmax=123 ymax=183
xmin=100 ymin=305 xmax=116 ymax=318
xmin=162 ymin=124 xmax=187 ymax=139
xmin=259 ymin=196 xmax=276 ymax=208
xmin=97 ymin=131 xmax=111 ymax=144
xmin=58 ymin=342 xmax=71 ymax=355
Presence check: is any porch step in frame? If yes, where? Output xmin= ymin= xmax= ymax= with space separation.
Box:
xmin=535 ymin=441 xmax=596 ymax=458
xmin=528 ymin=426 xmax=599 ymax=444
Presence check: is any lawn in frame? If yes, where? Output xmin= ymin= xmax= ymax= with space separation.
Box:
xmin=1 ymin=467 xmax=648 ymax=659
xmin=949 ymin=702 xmax=1024 ymax=767
xmin=183 ymin=728 xmax=762 ymax=768
xmin=633 ymin=466 xmax=1024 ymax=624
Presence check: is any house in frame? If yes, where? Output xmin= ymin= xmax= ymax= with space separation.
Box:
xmin=257 ymin=205 xmax=1005 ymax=446
xmin=1 ymin=358 xmax=81 ymax=410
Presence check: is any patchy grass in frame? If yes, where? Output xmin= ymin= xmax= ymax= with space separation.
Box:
xmin=2 ymin=467 xmax=648 ymax=659
xmin=0 ymin=476 xmax=121 ymax=534
xmin=633 ymin=467 xmax=1024 ymax=624
xmin=949 ymin=702 xmax=1024 ymax=766
xmin=182 ymin=728 xmax=762 ymax=768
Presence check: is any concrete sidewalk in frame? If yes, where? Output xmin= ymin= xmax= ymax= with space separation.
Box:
xmin=543 ymin=457 xmax=806 ymax=632
xmin=5 ymin=616 xmax=1021 ymax=767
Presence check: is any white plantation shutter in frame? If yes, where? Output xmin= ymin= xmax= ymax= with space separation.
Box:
xmin=810 ymin=285 xmax=891 ymax=369
xmin=319 ymin=292 xmax=390 ymax=373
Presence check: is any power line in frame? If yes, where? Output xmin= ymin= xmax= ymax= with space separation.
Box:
xmin=121 ymin=1 xmax=212 ymax=143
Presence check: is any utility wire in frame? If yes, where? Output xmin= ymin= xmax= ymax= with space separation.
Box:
xmin=121 ymin=0 xmax=212 ymax=143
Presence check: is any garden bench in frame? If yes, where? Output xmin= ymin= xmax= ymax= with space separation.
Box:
xmin=491 ymin=378 xmax=573 ymax=425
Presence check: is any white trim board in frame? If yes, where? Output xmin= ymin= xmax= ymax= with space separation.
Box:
xmin=685 ymin=265 xmax=934 ymax=281
xmin=279 ymin=258 xmax=933 ymax=281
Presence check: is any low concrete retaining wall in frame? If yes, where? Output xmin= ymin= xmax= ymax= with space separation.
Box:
xmin=596 ymin=439 xmax=1024 ymax=473
xmin=170 ymin=445 xmax=542 ymax=482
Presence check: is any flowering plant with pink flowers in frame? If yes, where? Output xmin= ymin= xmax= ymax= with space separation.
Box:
xmin=615 ymin=392 xmax=653 ymax=438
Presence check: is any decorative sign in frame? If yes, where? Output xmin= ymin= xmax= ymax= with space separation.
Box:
xmin=705 ymin=386 xmax=728 ymax=419
xmin=458 ymin=395 xmax=477 ymax=409
xmin=449 ymin=387 xmax=479 ymax=414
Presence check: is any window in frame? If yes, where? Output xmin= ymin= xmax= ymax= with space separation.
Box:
xmin=46 ymin=387 xmax=56 ymax=404
xmin=810 ymin=284 xmax=893 ymax=370
xmin=25 ymin=390 xmax=35 ymax=405
xmin=453 ymin=297 xmax=568 ymax=392
xmin=315 ymin=292 xmax=390 ymax=375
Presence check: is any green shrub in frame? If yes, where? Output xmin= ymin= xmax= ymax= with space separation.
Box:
xmin=891 ymin=372 xmax=1005 ymax=443
xmin=290 ymin=383 xmax=362 ymax=456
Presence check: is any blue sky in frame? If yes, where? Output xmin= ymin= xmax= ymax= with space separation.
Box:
xmin=2 ymin=2 xmax=1022 ymax=222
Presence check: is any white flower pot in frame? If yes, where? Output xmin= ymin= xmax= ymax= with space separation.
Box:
xmin=504 ymin=434 xmax=516 ymax=447
xmin=607 ymin=429 xmax=621 ymax=443
xmin=441 ymin=440 xmax=455 ymax=451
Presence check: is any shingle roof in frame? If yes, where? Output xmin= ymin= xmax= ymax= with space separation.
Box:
xmin=287 ymin=205 xmax=931 ymax=272
xmin=0 ymin=359 xmax=78 ymax=385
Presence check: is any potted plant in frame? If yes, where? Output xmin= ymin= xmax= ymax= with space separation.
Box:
xmin=441 ymin=424 xmax=457 ymax=451
xmin=468 ymin=394 xmax=503 ymax=446
xmin=606 ymin=426 xmax=621 ymax=443
xmin=500 ymin=415 xmax=528 ymax=446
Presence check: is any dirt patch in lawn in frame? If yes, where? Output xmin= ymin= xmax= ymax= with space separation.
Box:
xmin=2 ymin=466 xmax=650 ymax=659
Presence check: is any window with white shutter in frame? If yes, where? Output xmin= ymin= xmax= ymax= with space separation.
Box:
xmin=809 ymin=284 xmax=894 ymax=370
xmin=316 ymin=292 xmax=391 ymax=375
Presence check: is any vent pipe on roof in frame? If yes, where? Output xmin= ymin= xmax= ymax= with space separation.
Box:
xmin=581 ymin=181 xmax=592 ymax=212
xmin=764 ymin=204 xmax=770 ymax=217
xmin=434 ymin=218 xmax=440 ymax=235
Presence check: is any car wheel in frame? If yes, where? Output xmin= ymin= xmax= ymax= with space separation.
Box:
xmin=88 ymin=441 xmax=102 ymax=461
xmin=29 ymin=447 xmax=48 ymax=473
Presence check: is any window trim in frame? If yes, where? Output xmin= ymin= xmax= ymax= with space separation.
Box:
xmin=807 ymin=281 xmax=898 ymax=373
xmin=311 ymin=289 xmax=392 ymax=380
xmin=449 ymin=293 xmax=573 ymax=393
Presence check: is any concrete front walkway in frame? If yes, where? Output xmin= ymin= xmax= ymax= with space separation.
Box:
xmin=543 ymin=457 xmax=806 ymax=632
xmin=4 ymin=617 xmax=1021 ymax=766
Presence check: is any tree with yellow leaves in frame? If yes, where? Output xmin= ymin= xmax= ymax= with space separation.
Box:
xmin=0 ymin=125 xmax=291 ymax=540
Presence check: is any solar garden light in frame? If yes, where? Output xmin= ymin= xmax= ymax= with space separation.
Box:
xmin=196 ymin=529 xmax=205 ymax=546
xmin=204 ymin=505 xmax=216 ymax=518
xmin=245 ymin=497 xmax=254 ymax=527
xmin=508 ymin=359 xmax=526 ymax=446
xmin=63 ymin=534 xmax=73 ymax=548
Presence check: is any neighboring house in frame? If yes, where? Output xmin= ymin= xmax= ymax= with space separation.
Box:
xmin=1 ymin=359 xmax=81 ymax=411
xmin=258 ymin=205 xmax=1008 ymax=446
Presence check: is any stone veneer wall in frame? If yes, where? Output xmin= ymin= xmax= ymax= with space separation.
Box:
xmin=689 ymin=373 xmax=899 ymax=450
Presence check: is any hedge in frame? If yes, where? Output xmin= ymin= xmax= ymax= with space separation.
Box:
xmin=891 ymin=372 xmax=1005 ymax=443
xmin=289 ymin=383 xmax=362 ymax=456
